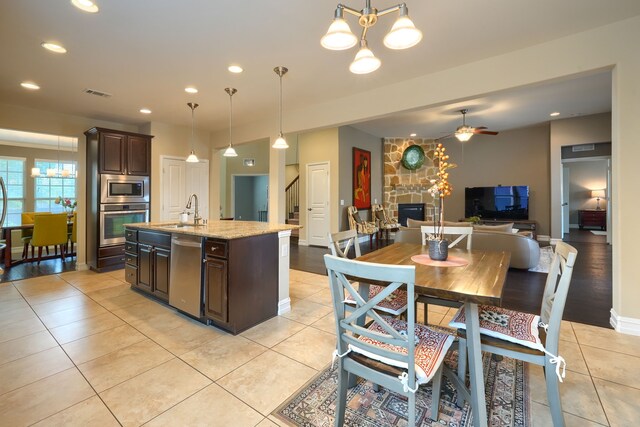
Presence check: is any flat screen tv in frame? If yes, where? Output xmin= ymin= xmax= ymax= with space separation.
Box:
xmin=465 ymin=186 xmax=530 ymax=220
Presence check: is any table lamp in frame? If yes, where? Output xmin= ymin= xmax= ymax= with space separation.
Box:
xmin=591 ymin=189 xmax=606 ymax=210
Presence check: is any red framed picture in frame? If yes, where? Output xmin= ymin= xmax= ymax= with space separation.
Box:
xmin=353 ymin=147 xmax=371 ymax=209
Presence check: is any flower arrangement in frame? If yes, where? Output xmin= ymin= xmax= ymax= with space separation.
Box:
xmin=55 ymin=196 xmax=77 ymax=214
xmin=427 ymin=143 xmax=453 ymax=242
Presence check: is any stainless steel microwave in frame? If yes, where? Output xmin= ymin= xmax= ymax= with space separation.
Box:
xmin=100 ymin=174 xmax=149 ymax=204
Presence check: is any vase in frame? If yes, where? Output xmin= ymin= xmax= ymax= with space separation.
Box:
xmin=428 ymin=239 xmax=449 ymax=261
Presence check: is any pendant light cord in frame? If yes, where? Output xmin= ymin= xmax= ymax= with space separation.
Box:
xmin=279 ymin=73 xmax=283 ymax=135
xmin=229 ymin=92 xmax=233 ymax=145
xmin=191 ymin=106 xmax=195 ymax=150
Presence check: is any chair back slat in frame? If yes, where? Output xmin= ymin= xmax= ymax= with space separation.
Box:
xmin=539 ymin=242 xmax=577 ymax=354
xmin=325 ymin=254 xmax=416 ymax=372
xmin=420 ymin=225 xmax=473 ymax=250
xmin=328 ymin=229 xmax=361 ymax=259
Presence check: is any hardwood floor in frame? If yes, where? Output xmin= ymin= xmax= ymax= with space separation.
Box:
xmin=291 ymin=230 xmax=613 ymax=329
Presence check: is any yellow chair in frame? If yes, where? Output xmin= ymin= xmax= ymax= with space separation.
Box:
xmin=21 ymin=212 xmax=37 ymax=259
xmin=68 ymin=212 xmax=77 ymax=257
xmin=31 ymin=213 xmax=68 ymax=264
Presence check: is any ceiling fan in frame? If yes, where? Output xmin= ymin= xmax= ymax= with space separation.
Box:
xmin=442 ymin=109 xmax=499 ymax=142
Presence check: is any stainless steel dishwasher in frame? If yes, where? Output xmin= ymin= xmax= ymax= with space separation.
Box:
xmin=169 ymin=234 xmax=203 ymax=318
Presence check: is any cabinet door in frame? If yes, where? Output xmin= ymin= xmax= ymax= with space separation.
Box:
xmin=99 ymin=133 xmax=126 ymax=174
xmin=127 ymin=136 xmax=151 ymax=175
xmin=205 ymin=257 xmax=228 ymax=323
xmin=153 ymin=247 xmax=170 ymax=300
xmin=137 ymin=244 xmax=153 ymax=292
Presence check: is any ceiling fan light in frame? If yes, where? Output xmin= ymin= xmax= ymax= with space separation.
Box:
xmin=455 ymin=126 xmax=474 ymax=142
xmin=383 ymin=16 xmax=422 ymax=49
xmin=349 ymin=44 xmax=381 ymax=74
xmin=223 ymin=145 xmax=238 ymax=157
xmin=272 ymin=134 xmax=289 ymax=149
xmin=321 ymin=7 xmax=358 ymax=51
xmin=186 ymin=150 xmax=199 ymax=163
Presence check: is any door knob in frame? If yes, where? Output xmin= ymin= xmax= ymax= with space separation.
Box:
xmin=307 ymin=208 xmax=312 ymax=211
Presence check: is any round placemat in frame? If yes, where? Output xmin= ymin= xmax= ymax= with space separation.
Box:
xmin=411 ymin=254 xmax=469 ymax=267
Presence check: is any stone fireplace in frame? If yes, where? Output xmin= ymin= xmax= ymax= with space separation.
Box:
xmin=383 ymin=138 xmax=439 ymax=221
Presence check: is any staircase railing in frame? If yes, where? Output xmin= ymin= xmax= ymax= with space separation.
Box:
xmin=285 ymin=175 xmax=299 ymax=219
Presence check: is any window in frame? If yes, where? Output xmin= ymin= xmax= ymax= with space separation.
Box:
xmin=0 ymin=156 xmax=26 ymax=226
xmin=34 ymin=160 xmax=77 ymax=213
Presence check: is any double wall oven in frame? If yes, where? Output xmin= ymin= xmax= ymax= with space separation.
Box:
xmin=100 ymin=174 xmax=149 ymax=246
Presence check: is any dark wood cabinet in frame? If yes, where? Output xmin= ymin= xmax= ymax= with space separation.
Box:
xmin=579 ymin=209 xmax=606 ymax=230
xmin=132 ymin=230 xmax=171 ymax=301
xmin=91 ymin=128 xmax=151 ymax=176
xmin=205 ymin=257 xmax=228 ymax=322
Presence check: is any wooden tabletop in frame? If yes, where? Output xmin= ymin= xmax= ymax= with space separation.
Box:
xmin=356 ymin=243 xmax=510 ymax=306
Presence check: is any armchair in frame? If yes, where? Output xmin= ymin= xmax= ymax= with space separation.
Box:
xmin=347 ymin=206 xmax=378 ymax=249
xmin=372 ymin=204 xmax=400 ymax=243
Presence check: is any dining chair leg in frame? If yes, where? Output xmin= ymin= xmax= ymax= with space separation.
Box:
xmin=335 ymin=366 xmax=348 ymax=427
xmin=456 ymin=339 xmax=468 ymax=407
xmin=430 ymin=365 xmax=443 ymax=421
xmin=46 ymin=246 xmax=50 ymax=256
xmin=37 ymin=247 xmax=42 ymax=265
xmin=545 ymin=358 xmax=565 ymax=427
xmin=408 ymin=391 xmax=416 ymax=427
xmin=22 ymin=243 xmax=27 ymax=259
xmin=31 ymin=245 xmax=34 ymax=259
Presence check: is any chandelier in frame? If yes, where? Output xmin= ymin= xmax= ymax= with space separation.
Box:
xmin=186 ymin=103 xmax=199 ymax=162
xmin=223 ymin=88 xmax=238 ymax=157
xmin=321 ymin=0 xmax=422 ymax=74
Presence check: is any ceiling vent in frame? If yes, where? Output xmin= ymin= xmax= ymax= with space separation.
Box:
xmin=572 ymin=144 xmax=595 ymax=152
xmin=82 ymin=88 xmax=112 ymax=98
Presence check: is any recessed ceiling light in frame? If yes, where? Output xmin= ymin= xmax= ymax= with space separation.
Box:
xmin=21 ymin=82 xmax=40 ymax=90
xmin=184 ymin=87 xmax=198 ymax=94
xmin=228 ymin=65 xmax=243 ymax=74
xmin=410 ymin=133 xmax=417 ymax=137
xmin=71 ymin=0 xmax=99 ymax=13
xmin=550 ymin=112 xmax=560 ymax=117
xmin=41 ymin=42 xmax=67 ymax=53
xmin=140 ymin=108 xmax=152 ymax=114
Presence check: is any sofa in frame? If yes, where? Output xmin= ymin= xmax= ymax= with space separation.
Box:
xmin=395 ymin=219 xmax=541 ymax=269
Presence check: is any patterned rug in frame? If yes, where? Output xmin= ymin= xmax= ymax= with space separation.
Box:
xmin=274 ymin=353 xmax=530 ymax=427
xmin=528 ymin=246 xmax=553 ymax=274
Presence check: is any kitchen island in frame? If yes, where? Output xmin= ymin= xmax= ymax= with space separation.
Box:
xmin=124 ymin=221 xmax=298 ymax=334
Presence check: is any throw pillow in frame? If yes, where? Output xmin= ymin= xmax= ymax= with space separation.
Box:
xmin=443 ymin=220 xmax=472 ymax=227
xmin=352 ymin=211 xmax=363 ymax=224
xmin=473 ymin=222 xmax=514 ymax=233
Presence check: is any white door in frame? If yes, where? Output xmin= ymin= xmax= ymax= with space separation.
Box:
xmin=561 ymin=165 xmax=570 ymax=237
xmin=186 ymin=160 xmax=209 ymax=220
xmin=306 ymin=162 xmax=330 ymax=247
xmin=161 ymin=157 xmax=186 ymax=221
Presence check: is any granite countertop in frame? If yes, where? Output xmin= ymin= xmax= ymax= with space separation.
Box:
xmin=125 ymin=220 xmax=300 ymax=240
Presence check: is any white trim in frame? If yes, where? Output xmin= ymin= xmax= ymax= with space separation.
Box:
xmin=537 ymin=235 xmax=550 ymax=242
xmin=278 ymin=230 xmax=292 ymax=238
xmin=561 ymin=154 xmax=611 ymax=163
xmin=76 ymin=263 xmax=89 ymax=271
xmin=297 ymin=239 xmax=308 ymax=246
xmin=278 ymin=297 xmax=291 ymax=315
xmin=610 ymin=309 xmax=640 ymax=336
xmin=549 ymin=238 xmax=562 ymax=246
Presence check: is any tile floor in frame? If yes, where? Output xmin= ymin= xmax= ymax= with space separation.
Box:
xmin=0 ymin=268 xmax=638 ymax=426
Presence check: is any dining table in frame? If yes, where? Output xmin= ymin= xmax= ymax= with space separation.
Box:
xmin=356 ymin=242 xmax=510 ymax=427
xmin=1 ymin=221 xmax=75 ymax=268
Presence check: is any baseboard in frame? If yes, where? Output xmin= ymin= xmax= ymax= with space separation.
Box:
xmin=610 ymin=309 xmax=640 ymax=336
xmin=297 ymin=239 xmax=308 ymax=246
xmin=76 ymin=263 xmax=89 ymax=271
xmin=549 ymin=238 xmax=562 ymax=246
xmin=278 ymin=297 xmax=291 ymax=315
xmin=537 ymin=235 xmax=550 ymax=242
xmin=569 ymin=223 xmax=580 ymax=229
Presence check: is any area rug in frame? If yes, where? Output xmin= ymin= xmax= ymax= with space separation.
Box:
xmin=590 ymin=230 xmax=607 ymax=236
xmin=528 ymin=246 xmax=553 ymax=274
xmin=274 ymin=353 xmax=530 ymax=427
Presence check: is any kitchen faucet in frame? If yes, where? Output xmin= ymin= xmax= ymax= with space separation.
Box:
xmin=186 ymin=193 xmax=202 ymax=225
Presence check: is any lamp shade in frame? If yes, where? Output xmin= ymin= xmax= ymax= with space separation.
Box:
xmin=223 ymin=145 xmax=238 ymax=157
xmin=383 ymin=16 xmax=423 ymax=49
xmin=455 ymin=126 xmax=474 ymax=142
xmin=186 ymin=150 xmax=199 ymax=163
xmin=272 ymin=134 xmax=289 ymax=149
xmin=321 ymin=18 xmax=358 ymax=50
xmin=591 ymin=189 xmax=605 ymax=198
xmin=349 ymin=44 xmax=381 ymax=74
xmin=31 ymin=167 xmax=41 ymax=177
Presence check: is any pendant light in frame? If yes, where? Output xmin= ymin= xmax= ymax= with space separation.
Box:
xmin=349 ymin=40 xmax=381 ymax=74
xmin=272 ymin=66 xmax=289 ymax=149
xmin=186 ymin=102 xmax=199 ymax=163
xmin=31 ymin=167 xmax=41 ymax=177
xmin=223 ymin=88 xmax=238 ymax=157
xmin=46 ymin=136 xmax=60 ymax=176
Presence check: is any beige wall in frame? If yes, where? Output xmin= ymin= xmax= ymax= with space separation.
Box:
xmin=147 ymin=121 xmax=211 ymax=222
xmin=298 ymin=128 xmax=339 ymax=243
xmin=445 ymin=123 xmax=551 ymax=235
xmin=338 ymin=126 xmax=383 ymax=230
xmin=0 ymin=103 xmax=139 ymax=267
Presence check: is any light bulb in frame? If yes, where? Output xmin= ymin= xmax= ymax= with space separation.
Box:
xmin=349 ymin=44 xmax=381 ymax=74
xmin=321 ymin=18 xmax=358 ymax=50
xmin=46 ymin=168 xmax=57 ymax=177
xmin=61 ymin=169 xmax=71 ymax=177
xmin=383 ymin=16 xmax=422 ymax=50
xmin=71 ymin=0 xmax=99 ymax=13
xmin=223 ymin=145 xmax=238 ymax=157
xmin=455 ymin=127 xmax=474 ymax=142
xmin=272 ymin=134 xmax=289 ymax=149
xmin=31 ymin=167 xmax=41 ymax=177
